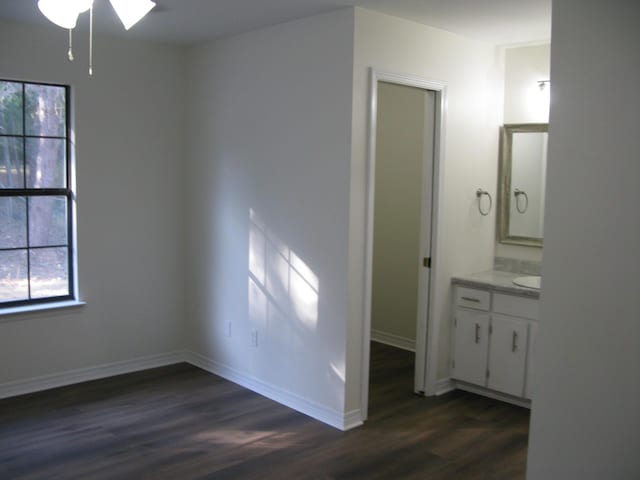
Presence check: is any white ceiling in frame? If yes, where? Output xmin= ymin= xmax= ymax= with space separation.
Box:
xmin=0 ymin=0 xmax=551 ymax=46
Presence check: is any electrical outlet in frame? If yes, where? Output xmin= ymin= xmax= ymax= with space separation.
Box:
xmin=251 ymin=329 xmax=258 ymax=347
xmin=225 ymin=322 xmax=232 ymax=338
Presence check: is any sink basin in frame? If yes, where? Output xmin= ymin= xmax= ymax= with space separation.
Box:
xmin=513 ymin=276 xmax=541 ymax=289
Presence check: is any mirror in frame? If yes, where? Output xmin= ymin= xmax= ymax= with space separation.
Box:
xmin=497 ymin=123 xmax=548 ymax=247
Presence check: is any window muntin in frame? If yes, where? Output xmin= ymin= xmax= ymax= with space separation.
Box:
xmin=0 ymin=80 xmax=75 ymax=308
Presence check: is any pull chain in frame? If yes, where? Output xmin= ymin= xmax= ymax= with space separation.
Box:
xmin=89 ymin=5 xmax=94 ymax=77
xmin=68 ymin=29 xmax=74 ymax=61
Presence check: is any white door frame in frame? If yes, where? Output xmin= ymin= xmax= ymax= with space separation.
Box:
xmin=361 ymin=68 xmax=447 ymax=418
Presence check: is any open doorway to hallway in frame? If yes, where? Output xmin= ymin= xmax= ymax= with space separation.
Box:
xmin=363 ymin=72 xmax=444 ymax=417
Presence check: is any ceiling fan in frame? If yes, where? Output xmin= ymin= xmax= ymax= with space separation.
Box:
xmin=37 ymin=0 xmax=156 ymax=75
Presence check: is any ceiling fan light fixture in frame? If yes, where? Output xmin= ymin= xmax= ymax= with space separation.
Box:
xmin=75 ymin=0 xmax=94 ymax=14
xmin=37 ymin=0 xmax=152 ymax=76
xmin=37 ymin=0 xmax=83 ymax=29
xmin=109 ymin=0 xmax=156 ymax=30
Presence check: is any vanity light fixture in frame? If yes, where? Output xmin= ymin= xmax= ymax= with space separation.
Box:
xmin=37 ymin=0 xmax=156 ymax=76
xmin=538 ymin=80 xmax=551 ymax=91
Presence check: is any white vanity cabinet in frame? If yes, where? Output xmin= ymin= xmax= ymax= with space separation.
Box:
xmin=452 ymin=309 xmax=490 ymax=386
xmin=452 ymin=287 xmax=491 ymax=386
xmin=451 ymin=284 xmax=539 ymax=403
xmin=487 ymin=314 xmax=528 ymax=396
xmin=525 ymin=322 xmax=538 ymax=399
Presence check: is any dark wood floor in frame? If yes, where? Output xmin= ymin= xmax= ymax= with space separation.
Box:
xmin=0 ymin=343 xmax=530 ymax=479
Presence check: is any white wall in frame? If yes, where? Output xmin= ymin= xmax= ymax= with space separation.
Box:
xmin=527 ymin=0 xmax=640 ymax=477
xmin=371 ymin=82 xmax=428 ymax=345
xmin=347 ymin=8 xmax=504 ymax=411
xmin=503 ymin=44 xmax=550 ymax=124
xmin=185 ymin=9 xmax=355 ymax=427
xmin=497 ymin=43 xmax=550 ymax=263
xmin=0 ymin=21 xmax=186 ymax=387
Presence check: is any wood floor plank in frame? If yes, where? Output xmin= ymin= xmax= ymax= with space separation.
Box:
xmin=0 ymin=343 xmax=529 ymax=479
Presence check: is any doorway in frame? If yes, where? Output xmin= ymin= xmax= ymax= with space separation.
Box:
xmin=361 ymin=70 xmax=446 ymax=418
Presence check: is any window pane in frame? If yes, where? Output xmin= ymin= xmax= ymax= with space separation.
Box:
xmin=29 ymin=196 xmax=68 ymax=247
xmin=0 ymin=81 xmax=23 ymax=136
xmin=0 ymin=137 xmax=25 ymax=188
xmin=30 ymin=247 xmax=69 ymax=299
xmin=0 ymin=197 xmax=27 ymax=249
xmin=0 ymin=250 xmax=28 ymax=302
xmin=25 ymin=84 xmax=66 ymax=138
xmin=25 ymin=138 xmax=66 ymax=188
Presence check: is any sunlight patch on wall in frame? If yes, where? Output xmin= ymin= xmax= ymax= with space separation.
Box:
xmin=330 ymin=361 xmax=345 ymax=383
xmin=249 ymin=208 xmax=319 ymax=332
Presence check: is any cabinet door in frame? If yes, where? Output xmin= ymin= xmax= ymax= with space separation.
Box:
xmin=452 ymin=309 xmax=490 ymax=386
xmin=488 ymin=315 xmax=528 ymax=397
xmin=525 ymin=322 xmax=538 ymax=399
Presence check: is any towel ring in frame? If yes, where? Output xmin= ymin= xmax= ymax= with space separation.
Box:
xmin=476 ymin=189 xmax=492 ymax=216
xmin=514 ymin=188 xmax=529 ymax=214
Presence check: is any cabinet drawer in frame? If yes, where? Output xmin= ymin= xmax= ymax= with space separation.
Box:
xmin=493 ymin=293 xmax=539 ymax=320
xmin=455 ymin=287 xmax=490 ymax=311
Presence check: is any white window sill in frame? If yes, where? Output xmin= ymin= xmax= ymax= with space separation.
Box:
xmin=0 ymin=300 xmax=86 ymax=318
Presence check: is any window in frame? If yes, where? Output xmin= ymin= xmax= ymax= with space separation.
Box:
xmin=0 ymin=80 xmax=76 ymax=308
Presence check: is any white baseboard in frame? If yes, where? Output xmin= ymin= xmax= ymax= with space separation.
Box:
xmin=343 ymin=409 xmax=364 ymax=431
xmin=454 ymin=381 xmax=532 ymax=409
xmin=185 ymin=351 xmax=360 ymax=431
xmin=0 ymin=350 xmax=363 ymax=431
xmin=0 ymin=351 xmax=185 ymax=400
xmin=371 ymin=329 xmax=416 ymax=352
xmin=435 ymin=377 xmax=456 ymax=396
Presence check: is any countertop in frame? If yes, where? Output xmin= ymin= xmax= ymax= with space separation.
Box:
xmin=451 ymin=270 xmax=541 ymax=299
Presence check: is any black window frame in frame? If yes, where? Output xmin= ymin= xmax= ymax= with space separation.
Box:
xmin=0 ymin=79 xmax=76 ymax=309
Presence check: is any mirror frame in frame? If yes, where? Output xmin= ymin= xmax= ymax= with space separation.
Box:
xmin=497 ymin=123 xmax=548 ymax=247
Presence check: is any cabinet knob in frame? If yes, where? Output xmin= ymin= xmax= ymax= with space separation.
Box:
xmin=512 ymin=331 xmax=518 ymax=352
xmin=475 ymin=323 xmax=481 ymax=344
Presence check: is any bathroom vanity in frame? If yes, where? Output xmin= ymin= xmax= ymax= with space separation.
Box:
xmin=450 ymin=271 xmax=540 ymax=407
xmin=452 ymin=122 xmax=546 ymax=407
